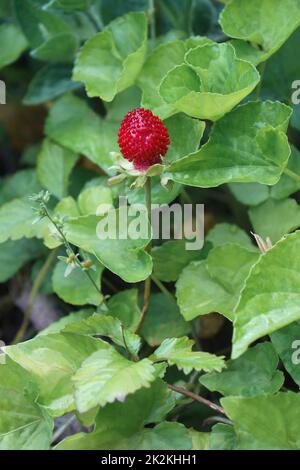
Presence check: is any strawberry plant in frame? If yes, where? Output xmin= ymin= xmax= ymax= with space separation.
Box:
xmin=1 ymin=0 xmax=300 ymax=451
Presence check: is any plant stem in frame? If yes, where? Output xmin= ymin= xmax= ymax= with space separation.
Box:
xmin=283 ymin=167 xmax=300 ymax=184
xmin=255 ymin=61 xmax=266 ymax=100
xmin=43 ymin=205 xmax=102 ymax=298
xmin=149 ymin=0 xmax=156 ymax=40
xmin=12 ymin=249 xmax=58 ymax=344
xmin=151 ymin=274 xmax=177 ymax=304
xmin=136 ymin=178 xmax=152 ymax=334
xmin=168 ymin=384 xmax=226 ymax=415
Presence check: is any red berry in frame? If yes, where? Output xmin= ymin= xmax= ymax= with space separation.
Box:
xmin=118 ymin=108 xmax=170 ymax=170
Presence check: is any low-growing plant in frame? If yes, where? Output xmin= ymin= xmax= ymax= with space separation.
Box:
xmin=1 ymin=0 xmax=300 ymax=451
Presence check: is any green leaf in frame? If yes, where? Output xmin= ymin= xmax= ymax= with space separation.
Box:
xmin=63 ymin=313 xmax=141 ymax=356
xmin=43 ymin=196 xmax=80 ymax=249
xmin=38 ymin=308 xmax=94 ymax=336
xmin=4 ymin=332 xmax=109 ymax=416
xmin=64 ymin=212 xmax=152 ymax=283
xmin=107 ymin=288 xmax=141 ymax=331
xmin=0 ymin=197 xmax=47 ymax=243
xmin=167 ymin=101 xmax=292 ymax=187
xmin=0 ymin=169 xmax=41 ymax=205
xmin=14 ymin=0 xmax=71 ymax=49
xmin=210 ymin=424 xmax=238 ymax=450
xmin=262 ymin=29 xmax=300 ymax=102
xmin=164 ymin=113 xmax=205 ymax=163
xmin=249 ymin=198 xmax=300 ymax=243
xmin=141 ymin=293 xmax=191 ymax=347
xmin=46 ymin=0 xmax=93 ymax=11
xmin=176 ymin=244 xmax=259 ymax=321
xmin=37 ymin=139 xmax=78 ymax=200
xmin=206 ymin=223 xmax=253 ymax=249
xmin=0 ymin=360 xmax=53 ymax=450
xmin=72 ymin=347 xmax=156 ymax=412
xmin=99 ymin=0 xmax=149 ymax=24
xmin=270 ymin=145 xmax=300 ymax=200
xmin=0 ymin=23 xmax=27 ymax=69
xmin=232 ymin=231 xmax=300 ymax=358
xmin=52 ymin=259 xmax=103 ymax=306
xmin=220 ymin=0 xmax=300 ymax=64
xmin=31 ymin=32 xmax=79 ymax=62
xmin=24 ymin=64 xmax=81 ymax=105
xmin=0 ymin=238 xmax=45 ymax=282
xmin=138 ymin=37 xmax=212 ymax=119
xmin=200 ymin=342 xmax=284 ymax=397
xmin=152 ymin=239 xmax=205 ymax=282
xmin=73 ymin=12 xmax=147 ymax=101
xmin=222 ymin=392 xmax=300 ymax=449
xmin=78 ymin=185 xmax=113 ymax=216
xmin=45 ymin=94 xmax=119 ymax=171
xmin=160 ymin=43 xmax=259 ymax=121
xmin=190 ymin=429 xmax=210 ymax=450
xmin=228 ymin=183 xmax=269 ymax=207
xmin=271 ymin=322 xmax=300 ymax=387
xmin=56 ymin=379 xmax=183 ymax=450
xmin=151 ymin=337 xmax=225 ymax=374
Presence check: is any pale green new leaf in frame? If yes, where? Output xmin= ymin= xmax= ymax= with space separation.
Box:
xmin=232 ymin=231 xmax=300 ymax=358
xmin=200 ymin=343 xmax=284 ymax=397
xmin=151 ymin=337 xmax=225 ymax=374
xmin=72 ymin=347 xmax=156 ymax=412
xmin=63 ymin=313 xmax=141 ymax=356
xmin=73 ymin=12 xmax=147 ymax=101
xmin=176 ymin=244 xmax=259 ymax=321
xmin=138 ymin=37 xmax=212 ymax=119
xmin=222 ymin=392 xmax=300 ymax=449
xmin=167 ymin=101 xmax=292 ymax=187
xmin=37 ymin=139 xmax=78 ymax=200
xmin=159 ymin=43 xmax=259 ymax=121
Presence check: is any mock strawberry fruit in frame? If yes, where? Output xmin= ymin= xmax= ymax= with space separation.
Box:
xmin=118 ymin=108 xmax=170 ymax=170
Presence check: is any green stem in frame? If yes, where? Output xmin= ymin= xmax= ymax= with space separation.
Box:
xmin=149 ymin=0 xmax=156 ymax=40
xmin=255 ymin=61 xmax=266 ymax=100
xmin=44 ymin=205 xmax=102 ymax=298
xmin=12 ymin=249 xmax=58 ymax=344
xmin=136 ymin=178 xmax=152 ymax=334
xmin=283 ymin=167 xmax=300 ymax=184
xmin=151 ymin=274 xmax=176 ymax=304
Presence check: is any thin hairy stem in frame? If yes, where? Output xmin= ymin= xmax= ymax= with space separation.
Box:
xmin=136 ymin=178 xmax=152 ymax=334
